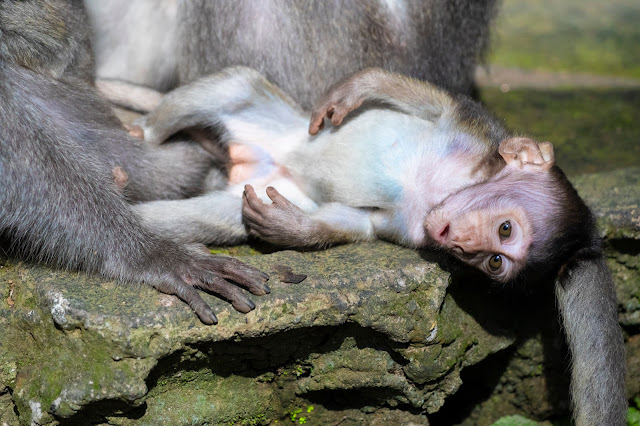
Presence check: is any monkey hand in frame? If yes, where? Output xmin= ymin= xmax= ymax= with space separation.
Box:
xmin=242 ymin=185 xmax=315 ymax=247
xmin=148 ymin=243 xmax=270 ymax=325
xmin=309 ymin=77 xmax=368 ymax=135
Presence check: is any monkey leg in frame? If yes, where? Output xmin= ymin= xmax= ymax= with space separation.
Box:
xmin=136 ymin=66 xmax=306 ymax=146
xmin=96 ymin=78 xmax=164 ymax=113
xmin=133 ymin=191 xmax=247 ymax=246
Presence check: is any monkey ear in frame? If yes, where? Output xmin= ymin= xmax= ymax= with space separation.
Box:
xmin=498 ymin=137 xmax=555 ymax=172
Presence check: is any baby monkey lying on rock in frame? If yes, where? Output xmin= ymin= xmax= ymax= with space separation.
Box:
xmin=127 ymin=67 xmax=625 ymax=426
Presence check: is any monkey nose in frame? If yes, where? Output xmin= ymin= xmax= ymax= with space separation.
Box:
xmin=432 ymin=223 xmax=450 ymax=243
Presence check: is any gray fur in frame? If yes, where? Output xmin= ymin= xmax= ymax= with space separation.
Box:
xmin=85 ymin=0 xmax=499 ymax=108
xmin=180 ymin=0 xmax=497 ymax=108
xmin=84 ymin=0 xmax=179 ymax=91
xmin=556 ymin=256 xmax=627 ymax=426
xmin=0 ymin=0 xmax=270 ymax=324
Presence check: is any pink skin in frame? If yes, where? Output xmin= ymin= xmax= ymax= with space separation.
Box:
xmin=425 ymin=198 xmax=533 ymax=281
xmin=423 ymin=165 xmax=539 ymax=281
xmin=228 ymin=143 xmax=257 ymax=184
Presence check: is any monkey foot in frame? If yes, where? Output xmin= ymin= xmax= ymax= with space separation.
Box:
xmin=242 ymin=184 xmax=312 ymax=247
xmin=152 ymin=247 xmax=270 ymax=324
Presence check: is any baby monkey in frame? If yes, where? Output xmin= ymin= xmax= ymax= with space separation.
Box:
xmin=131 ymin=67 xmax=626 ymax=425
xmin=134 ymin=68 xmax=576 ymax=283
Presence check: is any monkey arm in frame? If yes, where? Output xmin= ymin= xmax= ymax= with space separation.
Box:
xmin=242 ymin=185 xmax=377 ymax=248
xmin=309 ymin=68 xmax=454 ymax=135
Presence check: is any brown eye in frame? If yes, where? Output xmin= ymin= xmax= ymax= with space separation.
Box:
xmin=488 ymin=254 xmax=502 ymax=271
xmin=498 ymin=221 xmax=512 ymax=239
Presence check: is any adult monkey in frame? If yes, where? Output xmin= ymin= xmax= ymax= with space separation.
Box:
xmin=0 ymin=0 xmax=271 ymax=325
xmin=84 ymin=1 xmax=626 ymax=425
xmin=85 ymin=0 xmax=496 ymax=108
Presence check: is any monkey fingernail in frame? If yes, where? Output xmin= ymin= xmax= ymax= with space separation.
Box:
xmin=233 ymin=299 xmax=256 ymax=313
xmin=198 ymin=308 xmax=218 ymax=325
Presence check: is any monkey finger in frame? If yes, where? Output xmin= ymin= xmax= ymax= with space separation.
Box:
xmin=330 ymin=99 xmax=362 ymax=127
xmin=241 ymin=194 xmax=266 ymax=218
xmin=196 ymin=276 xmax=256 ymax=313
xmin=309 ymin=104 xmax=336 ymax=135
xmin=308 ymin=111 xmax=325 ymax=135
xmin=325 ymin=106 xmax=335 ymax=120
xmin=152 ymin=279 xmax=218 ymax=325
xmin=204 ymin=256 xmax=271 ymax=296
xmin=265 ymin=186 xmax=291 ymax=207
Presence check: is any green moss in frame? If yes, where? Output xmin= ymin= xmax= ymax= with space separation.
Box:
xmin=491 ymin=414 xmax=540 ymax=426
xmin=286 ymin=406 xmax=315 ymax=424
xmin=0 ymin=260 xmax=38 ymax=310
xmin=629 ymin=407 xmax=640 ymax=426
xmin=12 ymin=322 xmax=150 ymax=419
xmin=140 ymin=374 xmax=278 ymax=425
xmin=481 ymin=88 xmax=640 ymax=176
xmin=209 ymin=245 xmax=263 ymax=256
xmin=490 ymin=0 xmax=640 ymax=79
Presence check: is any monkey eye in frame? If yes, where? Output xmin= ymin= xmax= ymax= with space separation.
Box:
xmin=488 ymin=254 xmax=502 ymax=271
xmin=498 ymin=221 xmax=512 ymax=239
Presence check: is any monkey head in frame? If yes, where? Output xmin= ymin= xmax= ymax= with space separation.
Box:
xmin=425 ymin=137 xmax=596 ymax=283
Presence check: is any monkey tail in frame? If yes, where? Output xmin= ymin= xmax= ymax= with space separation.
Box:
xmin=555 ymin=255 xmax=627 ymax=425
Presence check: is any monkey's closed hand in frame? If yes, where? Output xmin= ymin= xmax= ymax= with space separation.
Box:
xmin=308 ymin=72 xmax=369 ymax=135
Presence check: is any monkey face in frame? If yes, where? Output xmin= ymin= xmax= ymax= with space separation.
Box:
xmin=423 ymin=137 xmax=558 ymax=281
xmin=425 ymin=203 xmax=532 ymax=282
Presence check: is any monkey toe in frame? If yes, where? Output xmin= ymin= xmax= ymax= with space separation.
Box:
xmin=195 ymin=304 xmax=219 ymax=325
xmin=196 ymin=277 xmax=256 ymax=313
xmin=242 ymin=187 xmax=272 ymax=225
xmin=153 ymin=279 xmax=218 ymax=325
xmin=232 ymin=298 xmax=256 ymax=314
xmin=202 ymin=255 xmax=271 ymax=296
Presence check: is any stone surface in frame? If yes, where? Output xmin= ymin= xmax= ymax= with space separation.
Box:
xmin=0 ymin=167 xmax=638 ymax=425
xmin=0 ymin=242 xmax=509 ymax=425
